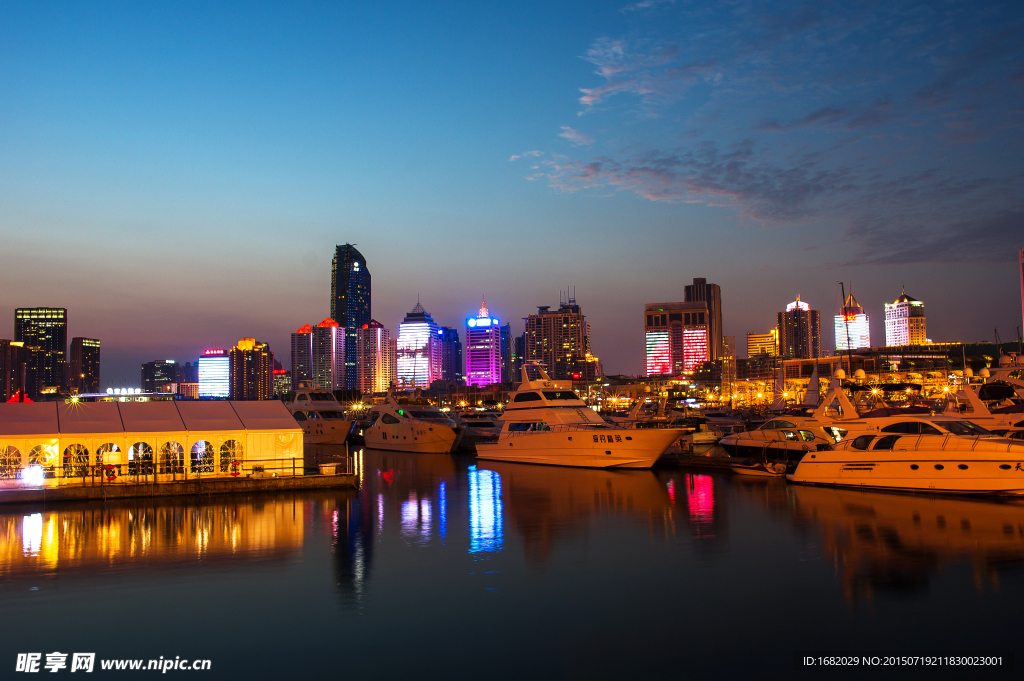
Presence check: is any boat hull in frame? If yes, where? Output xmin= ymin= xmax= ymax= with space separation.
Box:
xmin=476 ymin=428 xmax=684 ymax=469
xmin=300 ymin=420 xmax=354 ymax=445
xmin=364 ymin=422 xmax=463 ymax=454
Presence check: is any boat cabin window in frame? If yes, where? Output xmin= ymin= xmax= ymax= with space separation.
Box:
xmin=1015 ymin=420 xmax=1024 ymax=428
xmin=851 ymin=435 xmax=875 ymax=450
xmin=507 ymin=422 xmax=550 ymax=431
xmin=305 ymin=411 xmax=319 ymax=420
xmin=825 ymin=427 xmax=848 ymax=442
xmin=409 ymin=410 xmax=449 ymax=420
xmin=381 ymin=414 xmax=401 ymax=425
xmin=799 ymin=430 xmax=816 ymax=442
xmin=318 ymin=411 xmax=346 ymax=420
xmin=942 ymin=421 xmax=992 ymax=436
xmin=542 ymin=391 xmax=579 ymax=401
xmin=782 ymin=430 xmax=799 ymax=441
xmin=311 ymin=392 xmax=336 ymax=401
xmin=881 ymin=422 xmax=943 ymax=435
xmin=762 ymin=420 xmax=796 ymax=430
xmin=873 ymin=435 xmax=900 ymax=451
xmin=513 ymin=392 xmax=544 ymax=403
xmin=292 ymin=411 xmax=307 ymax=422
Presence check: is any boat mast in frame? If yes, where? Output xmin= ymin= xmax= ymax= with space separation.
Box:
xmin=839 ymin=282 xmax=855 ymax=381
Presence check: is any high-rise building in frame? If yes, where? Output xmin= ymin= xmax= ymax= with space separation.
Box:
xmin=746 ymin=329 xmax=779 ymax=357
xmin=141 ymin=360 xmax=178 ymax=392
xmin=230 ymin=338 xmax=274 ymax=400
xmin=273 ymin=369 xmax=290 ymax=398
xmin=722 ymin=335 xmax=736 ymax=403
xmin=439 ymin=326 xmax=463 ymax=384
xmin=885 ymin=288 xmax=927 ymax=346
xmin=525 ymin=295 xmax=600 ymax=381
xmin=290 ymin=324 xmax=313 ymax=390
xmin=197 ymin=349 xmax=230 ymax=398
xmin=331 ymin=244 xmax=371 ymax=390
xmin=1020 ymin=247 xmax=1024 ymax=331
xmin=356 ymin=320 xmax=394 ymax=393
xmin=499 ymin=323 xmax=512 ymax=384
xmin=465 ymin=298 xmax=502 ymax=387
xmin=834 ymin=291 xmax=871 ymax=351
xmin=0 ymin=340 xmax=36 ymax=402
xmin=777 ymin=295 xmax=820 ymax=359
xmin=644 ymin=278 xmax=722 ymax=376
xmin=15 ymin=307 xmax=67 ymax=391
xmin=511 ymin=334 xmax=525 ymax=380
xmin=311 ymin=319 xmax=346 ymax=391
xmin=69 ymin=337 xmax=100 ymax=393
xmin=396 ymin=301 xmax=442 ymax=389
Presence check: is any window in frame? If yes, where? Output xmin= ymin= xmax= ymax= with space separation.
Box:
xmin=0 ymin=446 xmax=20 ymax=479
xmin=62 ymin=444 xmax=89 ymax=478
xmin=851 ymin=435 xmax=875 ymax=450
xmin=782 ymin=431 xmax=799 ymax=441
xmin=292 ymin=411 xmax=307 ymax=422
xmin=760 ymin=421 xmax=777 ymax=430
xmin=507 ymin=422 xmax=535 ymax=431
xmin=873 ymin=435 xmax=900 ymax=451
xmin=776 ymin=420 xmax=796 ymax=429
xmin=381 ymin=414 xmax=401 ymax=425
xmin=513 ymin=392 xmax=543 ymax=403
xmin=318 ymin=411 xmax=347 ymax=420
xmin=542 ymin=391 xmax=579 ymax=401
xmin=160 ymin=442 xmax=185 ymax=474
xmin=128 ymin=442 xmax=153 ymax=475
xmin=191 ymin=441 xmax=215 ymax=473
xmin=943 ymin=421 xmax=992 ymax=436
xmin=96 ymin=443 xmax=120 ymax=467
xmin=220 ymin=440 xmax=242 ymax=472
xmin=799 ymin=430 xmax=816 ymax=442
xmin=881 ymin=422 xmax=915 ymax=434
xmin=409 ymin=411 xmax=450 ymax=420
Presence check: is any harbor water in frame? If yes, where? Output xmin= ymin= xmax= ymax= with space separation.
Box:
xmin=1 ymin=447 xmax=1022 ymax=679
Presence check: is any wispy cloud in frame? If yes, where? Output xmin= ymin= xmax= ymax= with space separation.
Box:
xmin=509 ymin=150 xmax=543 ymax=162
xmin=558 ymin=126 xmax=594 ymax=146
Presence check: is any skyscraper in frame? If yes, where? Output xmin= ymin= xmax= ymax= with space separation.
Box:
xmin=69 ymin=337 xmax=100 ymax=393
xmin=0 ymin=340 xmax=36 ymax=401
xmin=396 ymin=301 xmax=442 ymax=389
xmin=311 ymin=319 xmax=346 ymax=390
xmin=15 ymin=307 xmax=67 ymax=391
xmin=777 ymin=295 xmax=820 ymax=359
xmin=885 ymin=288 xmax=927 ymax=346
xmin=835 ymin=291 xmax=871 ymax=351
xmin=525 ymin=295 xmax=600 ymax=381
xmin=290 ymin=324 xmax=313 ymax=390
xmin=197 ymin=349 xmax=230 ymax=398
xmin=331 ymin=244 xmax=371 ymax=389
xmin=439 ymin=326 xmax=463 ymax=384
xmin=141 ymin=360 xmax=178 ymax=392
xmin=356 ymin=320 xmax=394 ymax=393
xmin=229 ymin=338 xmax=274 ymax=400
xmin=746 ymin=329 xmax=779 ymax=357
xmin=644 ymin=278 xmax=722 ymax=376
xmin=465 ymin=298 xmax=502 ymax=387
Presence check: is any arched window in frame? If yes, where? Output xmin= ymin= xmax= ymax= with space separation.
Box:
xmin=27 ymin=445 xmax=56 ymax=477
xmin=160 ymin=442 xmax=185 ymax=474
xmin=0 ymin=446 xmax=20 ymax=479
xmin=62 ymin=444 xmax=90 ymax=478
xmin=219 ymin=440 xmax=242 ymax=472
xmin=191 ymin=440 xmax=214 ymax=473
xmin=128 ymin=442 xmax=153 ymax=475
xmin=96 ymin=443 xmax=120 ymax=466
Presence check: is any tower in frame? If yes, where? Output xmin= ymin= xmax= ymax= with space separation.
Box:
xmin=311 ymin=318 xmax=346 ymax=391
xmin=465 ymin=297 xmax=502 ymax=387
xmin=14 ymin=307 xmax=67 ymax=391
xmin=356 ymin=320 xmax=393 ymax=393
xmin=70 ymin=337 xmax=100 ymax=393
xmin=885 ymin=287 xmax=926 ymax=346
xmin=777 ymin=295 xmax=821 ymax=359
xmin=230 ymin=338 xmax=274 ymax=400
xmin=290 ymin=324 xmax=313 ymax=390
xmin=834 ymin=290 xmax=871 ymax=351
xmin=331 ymin=244 xmax=371 ymax=389
xmin=396 ymin=301 xmax=442 ymax=389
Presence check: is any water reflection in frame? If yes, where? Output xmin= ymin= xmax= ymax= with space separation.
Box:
xmin=0 ymin=496 xmax=305 ymax=577
xmin=468 ymin=465 xmax=503 ymax=554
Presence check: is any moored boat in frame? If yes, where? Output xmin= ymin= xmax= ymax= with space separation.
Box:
xmin=363 ymin=393 xmax=463 ymax=454
xmin=283 ymin=388 xmax=354 ymax=445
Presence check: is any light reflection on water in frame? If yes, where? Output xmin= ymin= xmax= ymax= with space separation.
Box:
xmin=468 ymin=465 xmax=503 ymax=554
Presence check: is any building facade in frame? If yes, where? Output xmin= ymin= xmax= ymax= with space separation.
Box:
xmin=69 ymin=337 xmax=100 ymax=393
xmin=525 ymin=296 xmax=600 ymax=381
xmin=0 ymin=340 xmax=36 ymax=402
xmin=290 ymin=324 xmax=313 ymax=390
xmin=141 ymin=360 xmax=178 ymax=393
xmin=356 ymin=320 xmax=394 ymax=394
xmin=197 ymin=350 xmax=230 ymax=398
xmin=746 ymin=329 xmax=779 ymax=357
xmin=439 ymin=326 xmax=463 ymax=385
xmin=834 ymin=291 xmax=871 ymax=351
xmin=311 ymin=319 xmax=346 ymax=391
xmin=777 ymin=295 xmax=820 ymax=359
xmin=15 ymin=307 xmax=67 ymax=391
xmin=885 ymin=288 xmax=926 ymax=346
xmin=229 ymin=338 xmax=274 ymax=400
xmin=644 ymin=278 xmax=722 ymax=376
xmin=396 ymin=302 xmax=442 ymax=389
xmin=331 ymin=244 xmax=371 ymax=389
xmin=465 ymin=299 xmax=502 ymax=387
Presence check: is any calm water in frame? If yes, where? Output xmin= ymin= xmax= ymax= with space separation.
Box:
xmin=1 ymin=448 xmax=1023 ymax=679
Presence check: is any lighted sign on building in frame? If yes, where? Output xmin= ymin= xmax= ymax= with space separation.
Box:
xmin=645 ymin=330 xmax=671 ymax=375
xmin=834 ymin=291 xmax=871 ymax=351
xmin=465 ymin=298 xmax=502 ymax=387
xmin=197 ymin=350 xmax=230 ymax=398
xmin=682 ymin=328 xmax=709 ymax=372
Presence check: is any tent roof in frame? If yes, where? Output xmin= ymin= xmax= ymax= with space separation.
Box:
xmin=230 ymin=401 xmax=301 ymax=431
xmin=175 ymin=401 xmax=244 ymax=431
xmin=0 ymin=402 xmax=58 ymax=436
xmin=117 ymin=401 xmax=186 ymax=433
xmin=57 ymin=402 xmax=124 ymax=434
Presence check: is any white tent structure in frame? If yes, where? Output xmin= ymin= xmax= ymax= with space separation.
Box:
xmin=0 ymin=401 xmax=303 ymax=489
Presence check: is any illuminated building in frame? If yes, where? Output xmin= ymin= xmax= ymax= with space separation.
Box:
xmin=356 ymin=320 xmax=394 ymax=393
xmin=15 ymin=307 xmax=67 ymax=391
xmin=746 ymin=329 xmax=778 ymax=357
xmin=197 ymin=350 xmax=230 ymax=398
xmin=141 ymin=360 xmax=178 ymax=393
xmin=69 ymin=337 xmax=100 ymax=393
xmin=439 ymin=326 xmax=463 ymax=384
xmin=0 ymin=341 xmax=36 ymax=402
xmin=178 ymin=382 xmax=199 ymax=399
xmin=525 ymin=294 xmax=600 ymax=381
xmin=1020 ymin=247 xmax=1024 ymax=330
xmin=290 ymin=324 xmax=313 ymax=390
xmin=885 ymin=288 xmax=926 ymax=346
xmin=311 ymin=319 xmax=346 ymax=391
xmin=465 ymin=298 xmax=502 ymax=387
xmin=273 ymin=370 xmax=289 ymax=398
xmin=396 ymin=302 xmax=442 ymax=389
xmin=331 ymin=244 xmax=371 ymax=389
xmin=834 ymin=291 xmax=871 ymax=351
xmin=229 ymin=338 xmax=274 ymax=400
xmin=777 ymin=295 xmax=820 ymax=359
xmin=645 ymin=279 xmax=722 ymax=376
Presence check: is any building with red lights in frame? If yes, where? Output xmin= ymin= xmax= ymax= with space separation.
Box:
xmin=312 ymin=319 xmax=345 ymax=391
xmin=644 ymin=278 xmax=722 ymax=377
xmin=290 ymin=324 xmax=313 ymax=391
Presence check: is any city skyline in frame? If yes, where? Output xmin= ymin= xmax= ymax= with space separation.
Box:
xmin=2 ymin=1 xmax=1021 ymax=382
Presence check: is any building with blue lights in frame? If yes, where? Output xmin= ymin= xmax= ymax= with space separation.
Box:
xmin=396 ymin=302 xmax=441 ymax=389
xmin=197 ymin=349 xmax=230 ymax=398
xmin=465 ymin=298 xmax=502 ymax=387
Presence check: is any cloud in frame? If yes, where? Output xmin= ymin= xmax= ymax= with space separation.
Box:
xmin=758 ymin=99 xmax=896 ymax=132
xmin=509 ymin=150 xmax=543 ymax=162
xmin=558 ymin=126 xmax=594 ymax=146
xmin=621 ymin=0 xmax=674 ymax=12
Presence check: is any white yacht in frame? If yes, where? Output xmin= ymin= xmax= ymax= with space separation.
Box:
xmin=788 ymin=414 xmax=1024 ymax=494
xmin=363 ymin=393 xmax=463 ymax=453
xmin=454 ymin=411 xmax=502 ymax=452
xmin=475 ymin=364 xmax=685 ymax=468
xmin=284 ymin=388 xmax=354 ymax=445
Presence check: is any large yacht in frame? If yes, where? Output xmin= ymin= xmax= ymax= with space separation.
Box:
xmin=284 ymin=388 xmax=354 ymax=445
xmin=363 ymin=393 xmax=463 ymax=453
xmin=475 ymin=364 xmax=685 ymax=468
xmin=788 ymin=414 xmax=1024 ymax=494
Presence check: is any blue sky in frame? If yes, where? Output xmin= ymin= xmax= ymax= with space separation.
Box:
xmin=1 ymin=0 xmax=1022 ymax=384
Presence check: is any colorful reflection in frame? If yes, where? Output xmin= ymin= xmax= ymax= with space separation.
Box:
xmin=438 ymin=481 xmax=448 ymax=543
xmin=468 ymin=465 xmax=503 ymax=554
xmin=401 ymin=492 xmax=432 ymax=543
xmin=685 ymin=474 xmax=715 ymax=538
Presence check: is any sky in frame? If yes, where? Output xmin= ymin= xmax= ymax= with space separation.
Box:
xmin=1 ymin=0 xmax=1022 ymax=385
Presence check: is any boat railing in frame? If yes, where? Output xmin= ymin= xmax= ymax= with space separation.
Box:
xmin=502 ymin=423 xmax=617 ymax=438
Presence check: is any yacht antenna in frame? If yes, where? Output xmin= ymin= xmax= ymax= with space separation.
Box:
xmin=839 ymin=282 xmax=854 ymax=382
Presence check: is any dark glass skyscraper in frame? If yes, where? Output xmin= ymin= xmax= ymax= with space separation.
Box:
xmin=331 ymin=244 xmax=371 ymax=389
xmin=70 ymin=337 xmax=101 ymax=393
xmin=15 ymin=307 xmax=67 ymax=391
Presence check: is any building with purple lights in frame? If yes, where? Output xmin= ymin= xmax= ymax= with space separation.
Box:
xmin=465 ymin=298 xmax=502 ymax=387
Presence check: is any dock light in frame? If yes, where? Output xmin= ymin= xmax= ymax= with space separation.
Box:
xmin=872 ymin=388 xmax=879 ymax=394
xmin=22 ymin=465 xmax=44 ymax=487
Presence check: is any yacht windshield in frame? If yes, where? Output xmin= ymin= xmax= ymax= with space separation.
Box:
xmin=317 ymin=411 xmax=347 ymax=420
xmin=542 ymin=391 xmax=580 ymax=401
xmin=310 ymin=392 xmax=336 ymax=401
xmin=943 ymin=421 xmax=992 ymax=436
xmin=409 ymin=410 xmax=450 ymax=420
